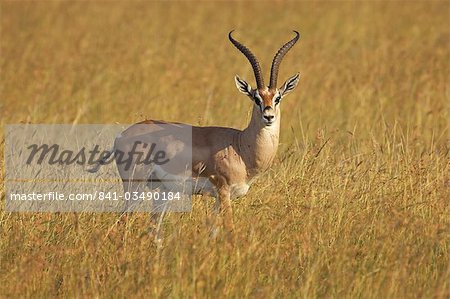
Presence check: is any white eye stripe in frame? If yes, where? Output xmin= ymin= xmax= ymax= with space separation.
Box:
xmin=253 ymin=92 xmax=263 ymax=104
xmin=273 ymin=92 xmax=282 ymax=104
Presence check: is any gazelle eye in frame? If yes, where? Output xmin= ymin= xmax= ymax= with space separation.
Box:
xmin=275 ymin=96 xmax=281 ymax=104
xmin=254 ymin=97 xmax=262 ymax=106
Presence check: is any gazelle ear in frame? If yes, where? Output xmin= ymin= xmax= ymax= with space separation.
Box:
xmin=279 ymin=73 xmax=300 ymax=97
xmin=235 ymin=75 xmax=253 ymax=97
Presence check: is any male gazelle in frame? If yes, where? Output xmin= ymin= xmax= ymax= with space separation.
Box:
xmin=90 ymin=31 xmax=300 ymax=236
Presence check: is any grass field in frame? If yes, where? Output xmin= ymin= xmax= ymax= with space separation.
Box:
xmin=1 ymin=1 xmax=449 ymax=298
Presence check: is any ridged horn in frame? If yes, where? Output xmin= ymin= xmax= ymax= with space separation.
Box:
xmin=269 ymin=31 xmax=300 ymax=90
xmin=229 ymin=30 xmax=264 ymax=90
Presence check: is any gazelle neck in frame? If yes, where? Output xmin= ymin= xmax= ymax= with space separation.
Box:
xmin=240 ymin=105 xmax=280 ymax=174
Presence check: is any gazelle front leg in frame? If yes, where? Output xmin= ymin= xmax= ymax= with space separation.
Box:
xmin=217 ymin=186 xmax=235 ymax=241
xmin=209 ymin=175 xmax=234 ymax=237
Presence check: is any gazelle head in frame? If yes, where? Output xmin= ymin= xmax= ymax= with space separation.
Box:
xmin=229 ymin=31 xmax=300 ymax=126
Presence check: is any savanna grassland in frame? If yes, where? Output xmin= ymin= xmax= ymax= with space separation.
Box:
xmin=1 ymin=1 xmax=449 ymax=298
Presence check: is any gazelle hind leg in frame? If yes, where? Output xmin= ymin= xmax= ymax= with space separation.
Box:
xmin=149 ymin=208 xmax=167 ymax=246
xmin=121 ymin=177 xmax=147 ymax=213
xmin=147 ymin=166 xmax=194 ymax=243
xmin=148 ymin=185 xmax=171 ymax=245
xmin=118 ymin=162 xmax=154 ymax=213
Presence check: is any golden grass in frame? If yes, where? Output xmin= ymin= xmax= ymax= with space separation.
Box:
xmin=1 ymin=1 xmax=449 ymax=298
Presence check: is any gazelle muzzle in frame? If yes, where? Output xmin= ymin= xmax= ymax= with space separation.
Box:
xmin=262 ymin=106 xmax=276 ymax=125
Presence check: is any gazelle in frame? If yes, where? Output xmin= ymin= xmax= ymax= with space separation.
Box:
xmin=90 ymin=31 xmax=300 ymax=236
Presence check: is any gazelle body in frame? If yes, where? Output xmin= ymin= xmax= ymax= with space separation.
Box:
xmin=90 ymin=31 xmax=300 ymax=236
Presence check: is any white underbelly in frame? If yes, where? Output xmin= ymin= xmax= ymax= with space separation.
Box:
xmin=149 ymin=166 xmax=253 ymax=199
xmin=150 ymin=166 xmax=217 ymax=196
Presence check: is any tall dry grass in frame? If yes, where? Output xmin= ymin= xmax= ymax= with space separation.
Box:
xmin=1 ymin=1 xmax=449 ymax=298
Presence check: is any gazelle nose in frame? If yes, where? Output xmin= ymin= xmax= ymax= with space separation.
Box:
xmin=263 ymin=115 xmax=274 ymax=121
